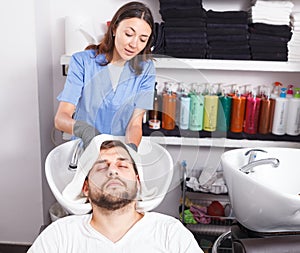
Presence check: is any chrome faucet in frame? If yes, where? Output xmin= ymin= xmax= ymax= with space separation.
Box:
xmin=244 ymin=148 xmax=267 ymax=163
xmin=240 ymin=158 xmax=280 ymax=173
xmin=240 ymin=149 xmax=280 ymax=173
xmin=69 ymin=140 xmax=84 ymax=171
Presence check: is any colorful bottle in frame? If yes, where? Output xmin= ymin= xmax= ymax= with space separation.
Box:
xmin=179 ymin=90 xmax=190 ymax=130
xmin=244 ymin=90 xmax=261 ymax=134
xmin=217 ymin=88 xmax=232 ymax=132
xmin=175 ymin=82 xmax=184 ymax=127
xmin=270 ymin=81 xmax=283 ymax=99
xmin=149 ymin=82 xmax=160 ymax=129
xmin=230 ymin=90 xmax=246 ymax=133
xmin=203 ymin=85 xmax=219 ymax=132
xmin=286 ymin=88 xmax=300 ymax=136
xmin=149 ymin=82 xmax=159 ymax=121
xmin=258 ymin=89 xmax=275 ymax=134
xmin=162 ymin=87 xmax=177 ymax=130
xmin=272 ymin=88 xmax=289 ymax=135
xmin=189 ymin=83 xmax=204 ymax=131
xmin=286 ymin=84 xmax=294 ymax=98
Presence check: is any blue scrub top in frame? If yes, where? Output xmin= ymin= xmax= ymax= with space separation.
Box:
xmin=57 ymin=50 xmax=156 ymax=135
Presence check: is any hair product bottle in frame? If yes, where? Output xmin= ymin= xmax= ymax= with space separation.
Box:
xmin=217 ymin=88 xmax=232 ymax=132
xmin=179 ymin=89 xmax=190 ymax=130
xmin=244 ymin=90 xmax=261 ymax=134
xmin=258 ymin=89 xmax=275 ymax=134
xmin=286 ymin=84 xmax=294 ymax=98
xmin=162 ymin=83 xmax=177 ymax=130
xmin=203 ymin=84 xmax=219 ymax=132
xmin=230 ymin=89 xmax=246 ymax=133
xmin=149 ymin=82 xmax=160 ymax=129
xmin=175 ymin=82 xmax=184 ymax=127
xmin=286 ymin=88 xmax=300 ymax=136
xmin=272 ymin=87 xmax=289 ymax=135
xmin=189 ymin=83 xmax=204 ymax=131
xmin=271 ymin=81 xmax=283 ymax=99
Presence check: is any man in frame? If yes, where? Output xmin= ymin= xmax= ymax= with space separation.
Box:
xmin=28 ymin=138 xmax=203 ymax=252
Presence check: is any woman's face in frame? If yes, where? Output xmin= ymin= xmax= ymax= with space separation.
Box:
xmin=113 ymin=17 xmax=152 ymax=64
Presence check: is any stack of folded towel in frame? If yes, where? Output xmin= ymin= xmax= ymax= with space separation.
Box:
xmin=159 ymin=0 xmax=208 ymax=58
xmin=248 ymin=0 xmax=294 ymax=61
xmin=206 ymin=10 xmax=251 ymax=60
xmin=250 ymin=0 xmax=293 ymax=26
xmin=289 ymin=12 xmax=300 ymax=61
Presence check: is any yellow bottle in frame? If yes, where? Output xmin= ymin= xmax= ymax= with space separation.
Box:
xmin=203 ymin=84 xmax=219 ymax=132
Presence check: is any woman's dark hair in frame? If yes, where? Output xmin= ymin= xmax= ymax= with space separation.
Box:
xmin=86 ymin=1 xmax=154 ymax=75
xmin=100 ymin=140 xmax=139 ymax=175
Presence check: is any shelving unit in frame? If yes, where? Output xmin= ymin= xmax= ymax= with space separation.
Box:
xmin=180 ymin=164 xmax=233 ymax=252
xmin=60 ymin=54 xmax=300 ymax=148
xmin=60 ymin=54 xmax=300 ymax=73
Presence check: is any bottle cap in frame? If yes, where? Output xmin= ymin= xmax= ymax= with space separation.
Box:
xmin=279 ymin=88 xmax=287 ymax=98
xmin=294 ymin=88 xmax=300 ymax=98
xmin=287 ymin=84 xmax=294 ymax=95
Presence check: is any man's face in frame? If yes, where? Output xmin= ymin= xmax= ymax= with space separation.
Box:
xmin=84 ymin=146 xmax=139 ymax=210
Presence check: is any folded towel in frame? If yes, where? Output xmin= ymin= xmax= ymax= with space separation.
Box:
xmin=62 ymin=134 xmax=173 ymax=214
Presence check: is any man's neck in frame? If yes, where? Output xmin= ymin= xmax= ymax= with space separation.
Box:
xmin=90 ymin=202 xmax=144 ymax=243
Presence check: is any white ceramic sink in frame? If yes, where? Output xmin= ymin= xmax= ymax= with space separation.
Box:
xmin=46 ymin=138 xmax=174 ymax=215
xmin=221 ymin=147 xmax=300 ymax=233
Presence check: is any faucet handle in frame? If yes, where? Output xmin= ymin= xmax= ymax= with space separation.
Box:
xmin=245 ymin=149 xmax=267 ymax=163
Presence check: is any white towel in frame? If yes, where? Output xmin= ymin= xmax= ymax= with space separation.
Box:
xmin=62 ymin=134 xmax=174 ymax=214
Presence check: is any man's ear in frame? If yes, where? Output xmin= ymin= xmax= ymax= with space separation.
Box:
xmin=82 ymin=179 xmax=89 ymax=197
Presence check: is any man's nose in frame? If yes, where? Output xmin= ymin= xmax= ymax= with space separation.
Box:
xmin=107 ymin=163 xmax=119 ymax=177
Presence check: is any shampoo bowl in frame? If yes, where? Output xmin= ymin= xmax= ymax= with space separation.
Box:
xmin=46 ymin=138 xmax=174 ymax=215
xmin=221 ymin=147 xmax=300 ymax=233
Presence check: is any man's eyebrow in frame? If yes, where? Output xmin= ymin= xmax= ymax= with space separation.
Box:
xmin=127 ymin=26 xmax=150 ymax=37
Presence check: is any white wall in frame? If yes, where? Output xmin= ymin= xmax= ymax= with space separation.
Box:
xmin=0 ymin=0 xmax=44 ymax=244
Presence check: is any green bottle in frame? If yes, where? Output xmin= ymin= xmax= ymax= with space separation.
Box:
xmin=189 ymin=83 xmax=204 ymax=131
xmin=217 ymin=88 xmax=232 ymax=132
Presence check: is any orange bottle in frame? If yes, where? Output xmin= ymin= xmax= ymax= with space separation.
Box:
xmin=162 ymin=89 xmax=177 ymax=130
xmin=230 ymin=92 xmax=246 ymax=133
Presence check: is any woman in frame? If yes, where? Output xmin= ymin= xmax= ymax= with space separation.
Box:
xmin=55 ymin=1 xmax=155 ymax=150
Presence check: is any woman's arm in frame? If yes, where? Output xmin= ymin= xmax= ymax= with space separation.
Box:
xmin=125 ymin=108 xmax=146 ymax=148
xmin=54 ymin=101 xmax=76 ymax=135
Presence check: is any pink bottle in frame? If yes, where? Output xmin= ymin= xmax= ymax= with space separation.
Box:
xmin=244 ymin=91 xmax=261 ymax=134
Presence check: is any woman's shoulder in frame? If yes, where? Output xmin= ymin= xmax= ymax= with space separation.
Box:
xmin=71 ymin=50 xmax=106 ymax=64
